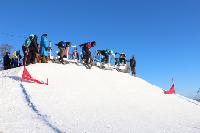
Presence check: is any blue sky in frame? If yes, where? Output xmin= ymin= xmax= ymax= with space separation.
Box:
xmin=0 ymin=0 xmax=200 ymax=98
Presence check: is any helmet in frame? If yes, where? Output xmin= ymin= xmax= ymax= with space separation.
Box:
xmin=29 ymin=34 xmax=34 ymax=37
xmin=29 ymin=34 xmax=34 ymax=39
xmin=109 ymin=50 xmax=113 ymax=54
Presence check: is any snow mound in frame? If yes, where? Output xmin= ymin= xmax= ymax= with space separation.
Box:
xmin=1 ymin=63 xmax=200 ymax=133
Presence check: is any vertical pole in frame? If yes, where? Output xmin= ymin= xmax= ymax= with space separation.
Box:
xmin=49 ymin=41 xmax=52 ymax=59
xmin=66 ymin=47 xmax=69 ymax=61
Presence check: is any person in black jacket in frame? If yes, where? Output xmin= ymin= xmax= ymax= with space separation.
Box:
xmin=79 ymin=41 xmax=96 ymax=64
xmin=55 ymin=41 xmax=66 ymax=63
xmin=3 ymin=52 xmax=12 ymax=70
xmin=119 ymin=53 xmax=126 ymax=64
xmin=29 ymin=35 xmax=38 ymax=64
xmin=130 ymin=55 xmax=136 ymax=77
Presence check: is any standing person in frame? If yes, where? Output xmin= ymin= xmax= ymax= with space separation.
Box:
xmin=55 ymin=41 xmax=66 ymax=64
xmin=63 ymin=42 xmax=71 ymax=60
xmin=130 ymin=55 xmax=136 ymax=77
xmin=48 ymin=41 xmax=52 ymax=60
xmin=3 ymin=52 xmax=12 ymax=70
xmin=29 ymin=35 xmax=38 ymax=64
xmin=79 ymin=41 xmax=96 ymax=65
xmin=40 ymin=33 xmax=49 ymax=63
xmin=11 ymin=51 xmax=18 ymax=68
xmin=35 ymin=44 xmax=41 ymax=63
xmin=22 ymin=34 xmax=34 ymax=65
xmin=16 ymin=50 xmax=22 ymax=66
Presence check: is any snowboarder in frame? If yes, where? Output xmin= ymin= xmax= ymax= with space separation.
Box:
xmin=55 ymin=41 xmax=66 ymax=64
xmin=79 ymin=41 xmax=96 ymax=68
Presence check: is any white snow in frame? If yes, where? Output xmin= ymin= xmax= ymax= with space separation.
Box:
xmin=0 ymin=63 xmax=200 ymax=133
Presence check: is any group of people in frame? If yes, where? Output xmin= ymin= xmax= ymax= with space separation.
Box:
xmin=95 ymin=50 xmax=136 ymax=76
xmin=2 ymin=33 xmax=136 ymax=76
xmin=3 ymin=50 xmax=22 ymax=70
xmin=55 ymin=40 xmax=136 ymax=76
xmin=22 ymin=33 xmax=50 ymax=65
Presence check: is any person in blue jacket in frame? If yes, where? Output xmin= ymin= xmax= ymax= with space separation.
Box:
xmin=40 ymin=33 xmax=49 ymax=63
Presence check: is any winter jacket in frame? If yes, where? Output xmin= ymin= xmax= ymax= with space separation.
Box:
xmin=130 ymin=58 xmax=136 ymax=67
xmin=29 ymin=36 xmax=38 ymax=52
xmin=3 ymin=54 xmax=11 ymax=69
xmin=40 ymin=35 xmax=49 ymax=57
xmin=79 ymin=41 xmax=96 ymax=50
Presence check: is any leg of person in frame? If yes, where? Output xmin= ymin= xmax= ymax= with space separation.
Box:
xmin=45 ymin=56 xmax=48 ymax=63
xmin=26 ymin=52 xmax=31 ymax=65
xmin=59 ymin=47 xmax=64 ymax=63
xmin=41 ymin=55 xmax=47 ymax=63
xmin=132 ymin=67 xmax=136 ymax=77
xmin=105 ymin=54 xmax=109 ymax=63
xmin=30 ymin=51 xmax=35 ymax=64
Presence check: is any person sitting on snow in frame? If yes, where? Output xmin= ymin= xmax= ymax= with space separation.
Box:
xmin=94 ymin=50 xmax=102 ymax=62
xmin=72 ymin=47 xmax=79 ymax=61
xmin=119 ymin=52 xmax=126 ymax=64
xmin=79 ymin=41 xmax=96 ymax=65
xmin=114 ymin=52 xmax=127 ymax=65
xmin=96 ymin=49 xmax=113 ymax=64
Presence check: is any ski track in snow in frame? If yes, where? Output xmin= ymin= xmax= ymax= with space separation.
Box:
xmin=1 ymin=63 xmax=200 ymax=133
xmin=20 ymin=83 xmax=64 ymax=133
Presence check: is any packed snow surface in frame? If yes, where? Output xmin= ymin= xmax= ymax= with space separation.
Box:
xmin=1 ymin=63 xmax=200 ymax=133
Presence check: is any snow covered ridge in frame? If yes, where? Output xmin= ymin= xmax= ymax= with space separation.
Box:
xmin=1 ymin=63 xmax=200 ymax=133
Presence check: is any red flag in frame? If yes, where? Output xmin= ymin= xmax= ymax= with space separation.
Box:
xmin=22 ymin=66 xmax=48 ymax=85
xmin=164 ymin=84 xmax=175 ymax=94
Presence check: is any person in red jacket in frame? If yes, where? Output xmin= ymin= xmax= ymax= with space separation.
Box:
xmin=79 ymin=41 xmax=96 ymax=65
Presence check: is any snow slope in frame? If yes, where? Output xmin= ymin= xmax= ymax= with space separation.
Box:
xmin=1 ymin=63 xmax=200 ymax=133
